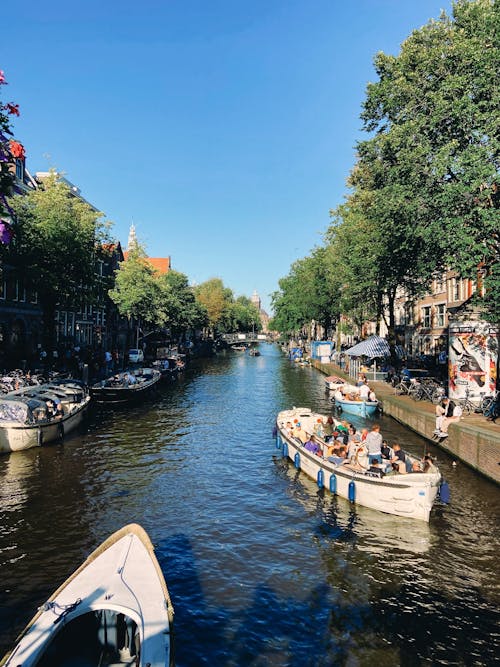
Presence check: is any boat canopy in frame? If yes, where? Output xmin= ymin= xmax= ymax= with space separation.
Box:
xmin=0 ymin=397 xmax=48 ymax=424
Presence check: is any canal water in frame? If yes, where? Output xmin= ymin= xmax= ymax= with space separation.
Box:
xmin=0 ymin=344 xmax=499 ymax=666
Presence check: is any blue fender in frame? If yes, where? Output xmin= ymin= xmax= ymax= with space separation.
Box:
xmin=348 ymin=480 xmax=356 ymax=503
xmin=294 ymin=452 xmax=300 ymax=469
xmin=283 ymin=441 xmax=288 ymax=457
xmin=439 ymin=481 xmax=451 ymax=504
xmin=329 ymin=473 xmax=337 ymax=494
xmin=276 ymin=434 xmax=281 ymax=449
xmin=317 ymin=469 xmax=324 ymax=489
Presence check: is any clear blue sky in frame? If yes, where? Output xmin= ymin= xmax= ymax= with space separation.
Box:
xmin=3 ymin=0 xmax=452 ymax=313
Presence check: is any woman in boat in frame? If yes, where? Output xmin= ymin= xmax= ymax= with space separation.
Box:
xmin=323 ymin=416 xmax=335 ymax=443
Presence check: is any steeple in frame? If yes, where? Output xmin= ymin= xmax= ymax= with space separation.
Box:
xmin=251 ymin=289 xmax=261 ymax=311
xmin=127 ymin=223 xmax=138 ymax=251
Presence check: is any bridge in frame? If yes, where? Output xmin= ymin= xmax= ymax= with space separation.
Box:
xmin=220 ymin=333 xmax=272 ymax=345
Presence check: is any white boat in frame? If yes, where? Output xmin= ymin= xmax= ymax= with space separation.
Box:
xmin=1 ymin=523 xmax=175 ymax=667
xmin=324 ymin=375 xmax=345 ymax=391
xmin=276 ymin=407 xmax=444 ymax=522
xmin=0 ymin=380 xmax=91 ymax=454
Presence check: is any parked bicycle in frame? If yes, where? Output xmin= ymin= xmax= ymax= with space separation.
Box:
xmin=455 ymin=388 xmax=494 ymax=416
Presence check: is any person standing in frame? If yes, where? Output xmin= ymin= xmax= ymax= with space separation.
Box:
xmin=364 ymin=424 xmax=383 ymax=464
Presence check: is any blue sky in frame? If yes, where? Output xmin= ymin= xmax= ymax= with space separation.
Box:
xmin=2 ymin=0 xmax=452 ymax=313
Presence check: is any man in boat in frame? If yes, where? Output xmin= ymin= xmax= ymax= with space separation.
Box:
xmin=292 ymin=422 xmax=308 ymax=444
xmin=304 ymin=434 xmax=321 ymax=456
xmin=390 ymin=443 xmax=407 ymax=473
xmin=364 ymin=424 xmax=383 ymax=464
xmin=124 ymin=371 xmax=137 ymax=386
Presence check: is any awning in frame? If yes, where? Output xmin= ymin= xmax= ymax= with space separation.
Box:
xmin=344 ymin=335 xmax=390 ymax=358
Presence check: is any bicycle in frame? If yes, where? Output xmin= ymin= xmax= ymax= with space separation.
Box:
xmin=455 ymin=389 xmax=491 ymax=416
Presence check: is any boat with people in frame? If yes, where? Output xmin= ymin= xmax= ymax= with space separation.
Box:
xmin=0 ymin=380 xmax=91 ymax=454
xmin=90 ymin=367 xmax=161 ymax=404
xmin=0 ymin=523 xmax=175 ymax=667
xmin=275 ymin=407 xmax=445 ymax=521
xmin=248 ymin=348 xmax=261 ymax=356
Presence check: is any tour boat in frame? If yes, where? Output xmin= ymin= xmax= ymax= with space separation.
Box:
xmin=275 ymin=407 xmax=444 ymax=522
xmin=90 ymin=367 xmax=161 ymax=404
xmin=0 ymin=380 xmax=91 ymax=454
xmin=0 ymin=523 xmax=174 ymax=667
xmin=334 ymin=397 xmax=380 ymax=417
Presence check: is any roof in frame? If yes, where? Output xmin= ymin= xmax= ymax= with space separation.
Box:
xmin=344 ymin=335 xmax=390 ymax=358
xmin=122 ymin=252 xmax=170 ymax=274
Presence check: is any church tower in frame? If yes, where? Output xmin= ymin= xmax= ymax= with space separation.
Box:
xmin=251 ymin=290 xmax=261 ymax=311
xmin=127 ymin=223 xmax=138 ymax=251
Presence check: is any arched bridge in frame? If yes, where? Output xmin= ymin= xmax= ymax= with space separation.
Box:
xmin=220 ymin=333 xmax=272 ymax=345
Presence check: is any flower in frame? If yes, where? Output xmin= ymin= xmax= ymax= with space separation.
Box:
xmin=0 ymin=220 xmax=14 ymax=245
xmin=9 ymin=140 xmax=25 ymax=160
xmin=0 ymin=71 xmax=5 ymax=84
xmin=5 ymin=103 xmax=20 ymax=116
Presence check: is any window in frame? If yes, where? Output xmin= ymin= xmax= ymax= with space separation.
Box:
xmin=15 ymin=159 xmax=24 ymax=180
xmin=436 ymin=304 xmax=446 ymax=327
xmin=422 ymin=306 xmax=431 ymax=328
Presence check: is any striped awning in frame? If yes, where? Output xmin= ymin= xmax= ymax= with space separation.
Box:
xmin=344 ymin=336 xmax=390 ymax=358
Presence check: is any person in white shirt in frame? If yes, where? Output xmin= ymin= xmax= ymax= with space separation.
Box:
xmin=359 ymin=383 xmax=370 ymax=400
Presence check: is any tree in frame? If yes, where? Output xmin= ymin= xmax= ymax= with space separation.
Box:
xmin=156 ymin=270 xmax=208 ymax=335
xmin=193 ymin=278 xmax=234 ymax=335
xmin=360 ymin=0 xmax=500 ymax=322
xmin=10 ymin=173 xmax=111 ymax=345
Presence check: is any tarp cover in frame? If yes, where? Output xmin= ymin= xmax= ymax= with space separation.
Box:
xmin=344 ymin=336 xmax=390 ymax=359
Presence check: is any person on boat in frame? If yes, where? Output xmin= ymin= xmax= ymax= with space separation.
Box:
xmin=390 ymin=443 xmax=407 ymax=473
xmin=359 ymin=383 xmax=370 ymax=400
xmin=292 ymin=422 xmax=308 ymax=444
xmin=124 ymin=371 xmax=137 ymax=386
xmin=410 ymin=461 xmax=424 ymax=473
xmin=368 ymin=458 xmax=385 ymax=477
xmin=422 ymin=455 xmax=438 ymax=474
xmin=313 ymin=418 xmax=324 ymax=438
xmin=364 ymin=424 xmax=383 ymax=463
xmin=334 ymin=388 xmax=344 ymax=402
xmin=368 ymin=389 xmax=377 ymax=402
xmin=283 ymin=421 xmax=294 ymax=436
xmin=360 ymin=428 xmax=369 ymax=441
xmin=54 ymin=401 xmax=64 ymax=419
xmin=381 ymin=440 xmax=392 ymax=460
xmin=45 ymin=399 xmax=57 ymax=417
xmin=323 ymin=416 xmax=335 ymax=442
xmin=347 ymin=432 xmax=360 ymax=460
xmin=353 ymin=442 xmax=369 ymax=469
xmin=304 ymin=434 xmax=321 ymax=456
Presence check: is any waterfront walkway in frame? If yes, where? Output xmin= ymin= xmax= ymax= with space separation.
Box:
xmin=312 ymin=360 xmax=500 ymax=485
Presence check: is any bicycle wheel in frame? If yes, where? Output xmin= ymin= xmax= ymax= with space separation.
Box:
xmin=461 ymin=402 xmax=472 ymax=416
xmin=482 ymin=397 xmax=493 ymax=416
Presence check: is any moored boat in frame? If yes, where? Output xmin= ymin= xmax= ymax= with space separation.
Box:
xmin=324 ymin=375 xmax=345 ymax=391
xmin=0 ymin=380 xmax=91 ymax=454
xmin=275 ymin=407 xmax=444 ymax=522
xmin=0 ymin=523 xmax=174 ymax=667
xmin=334 ymin=397 xmax=380 ymax=417
xmin=90 ymin=368 xmax=161 ymax=404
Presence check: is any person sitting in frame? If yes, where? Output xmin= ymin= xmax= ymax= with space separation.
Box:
xmin=368 ymin=458 xmax=385 ymax=477
xmin=124 ymin=371 xmax=137 ymax=386
xmin=439 ymin=404 xmax=463 ymax=437
xmin=359 ymin=383 xmax=370 ymax=400
xmin=410 ymin=461 xmax=423 ymax=473
xmin=360 ymin=428 xmax=369 ymax=441
xmin=45 ymin=399 xmax=57 ymax=417
xmin=304 ymin=434 xmax=321 ymax=456
xmin=54 ymin=401 xmax=64 ymax=419
xmin=323 ymin=416 xmax=335 ymax=442
xmin=422 ymin=455 xmax=438 ymax=474
xmin=293 ymin=422 xmax=309 ymax=444
xmin=381 ymin=440 xmax=392 ymax=460
xmin=390 ymin=443 xmax=407 ymax=473
xmin=313 ymin=418 xmax=324 ymax=438
xmin=353 ymin=442 xmax=369 ymax=469
xmin=368 ymin=389 xmax=377 ymax=402
xmin=282 ymin=421 xmax=293 ymax=437
xmin=334 ymin=388 xmax=344 ymax=403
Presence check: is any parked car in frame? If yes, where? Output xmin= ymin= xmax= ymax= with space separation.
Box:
xmin=128 ymin=348 xmax=144 ymax=363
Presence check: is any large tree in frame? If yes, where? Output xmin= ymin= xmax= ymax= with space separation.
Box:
xmin=10 ymin=173 xmax=111 ymax=345
xmin=193 ymin=278 xmax=234 ymax=335
xmin=0 ymin=68 xmax=22 ymax=244
xmin=360 ymin=0 xmax=499 ymax=322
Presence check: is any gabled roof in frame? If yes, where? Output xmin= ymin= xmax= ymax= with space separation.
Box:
xmin=122 ymin=251 xmax=170 ymax=274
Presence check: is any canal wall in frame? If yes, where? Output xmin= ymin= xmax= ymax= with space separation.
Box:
xmin=312 ymin=360 xmax=500 ymax=485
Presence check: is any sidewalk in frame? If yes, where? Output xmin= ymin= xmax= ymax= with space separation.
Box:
xmin=313 ymin=360 xmax=500 ymax=485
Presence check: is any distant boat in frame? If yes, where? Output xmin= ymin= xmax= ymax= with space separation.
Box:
xmin=324 ymin=375 xmax=345 ymax=391
xmin=90 ymin=368 xmax=161 ymax=404
xmin=1 ymin=523 xmax=174 ymax=667
xmin=0 ymin=380 xmax=90 ymax=454
xmin=248 ymin=348 xmax=260 ymax=356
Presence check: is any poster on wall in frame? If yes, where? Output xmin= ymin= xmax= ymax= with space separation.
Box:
xmin=448 ymin=320 xmax=498 ymax=402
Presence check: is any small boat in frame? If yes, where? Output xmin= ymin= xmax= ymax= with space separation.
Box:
xmin=324 ymin=375 xmax=345 ymax=391
xmin=276 ymin=407 xmax=444 ymax=521
xmin=248 ymin=348 xmax=261 ymax=356
xmin=1 ymin=523 xmax=174 ymax=667
xmin=90 ymin=368 xmax=161 ymax=404
xmin=152 ymin=360 xmax=178 ymax=382
xmin=334 ymin=397 xmax=380 ymax=417
xmin=0 ymin=380 xmax=91 ymax=454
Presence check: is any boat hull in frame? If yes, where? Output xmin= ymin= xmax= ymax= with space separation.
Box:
xmin=90 ymin=369 xmax=161 ymax=404
xmin=276 ymin=408 xmax=441 ymax=522
xmin=335 ymin=399 xmax=379 ymax=417
xmin=1 ymin=523 xmax=174 ymax=667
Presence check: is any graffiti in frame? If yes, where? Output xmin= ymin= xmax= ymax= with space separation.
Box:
xmin=448 ymin=321 xmax=498 ymax=401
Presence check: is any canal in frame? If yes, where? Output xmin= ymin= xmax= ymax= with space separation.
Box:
xmin=0 ymin=344 xmax=499 ymax=666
